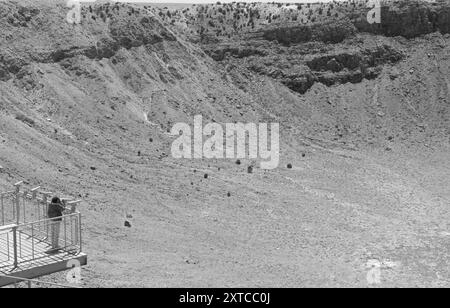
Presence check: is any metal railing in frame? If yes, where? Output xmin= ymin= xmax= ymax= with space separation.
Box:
xmin=0 ymin=182 xmax=83 ymax=271
xmin=0 ymin=213 xmax=82 ymax=270
xmin=0 ymin=182 xmax=66 ymax=226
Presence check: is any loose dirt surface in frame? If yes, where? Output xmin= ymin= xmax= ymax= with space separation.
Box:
xmin=0 ymin=0 xmax=449 ymax=287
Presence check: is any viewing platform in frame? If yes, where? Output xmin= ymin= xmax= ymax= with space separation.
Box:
xmin=0 ymin=182 xmax=87 ymax=287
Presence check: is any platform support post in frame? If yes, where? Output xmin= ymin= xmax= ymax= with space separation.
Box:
xmin=1 ymin=193 xmax=4 ymax=225
xmin=31 ymin=187 xmax=40 ymax=223
xmin=42 ymin=193 xmax=50 ymax=240
xmin=12 ymin=225 xmax=18 ymax=269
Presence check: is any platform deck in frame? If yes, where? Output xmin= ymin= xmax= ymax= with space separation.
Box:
xmin=0 ymin=230 xmax=86 ymax=286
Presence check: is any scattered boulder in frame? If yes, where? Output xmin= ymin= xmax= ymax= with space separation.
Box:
xmin=185 ymin=258 xmax=199 ymax=265
xmin=124 ymin=221 xmax=131 ymax=228
xmin=389 ymin=69 xmax=400 ymax=80
xmin=15 ymin=114 xmax=35 ymax=127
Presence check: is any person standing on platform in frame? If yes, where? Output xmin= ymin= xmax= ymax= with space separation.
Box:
xmin=47 ymin=197 xmax=65 ymax=253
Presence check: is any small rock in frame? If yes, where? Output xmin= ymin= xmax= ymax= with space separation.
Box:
xmin=124 ymin=221 xmax=131 ymax=228
xmin=185 ymin=258 xmax=199 ymax=265
xmin=247 ymin=166 xmax=253 ymax=174
xmin=389 ymin=72 xmax=398 ymax=80
xmin=235 ymin=159 xmax=241 ymax=165
xmin=204 ymin=173 xmax=208 ymax=179
xmin=90 ymin=166 xmax=97 ymax=171
xmin=389 ymin=68 xmax=400 ymax=80
xmin=287 ymin=163 xmax=293 ymax=169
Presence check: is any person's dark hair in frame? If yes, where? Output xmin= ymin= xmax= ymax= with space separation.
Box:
xmin=52 ymin=196 xmax=61 ymax=204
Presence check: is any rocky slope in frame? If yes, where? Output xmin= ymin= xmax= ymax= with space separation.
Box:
xmin=0 ymin=0 xmax=449 ymax=287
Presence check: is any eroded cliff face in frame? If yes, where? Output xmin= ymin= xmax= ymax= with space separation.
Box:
xmin=198 ymin=1 xmax=450 ymax=94
xmin=2 ymin=1 xmax=450 ymax=88
xmin=355 ymin=0 xmax=450 ymax=38
xmin=204 ymin=35 xmax=405 ymax=94
xmin=258 ymin=1 xmax=450 ymax=44
xmin=262 ymin=18 xmax=357 ymax=45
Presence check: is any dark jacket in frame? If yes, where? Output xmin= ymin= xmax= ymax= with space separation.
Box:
xmin=48 ymin=202 xmax=64 ymax=221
